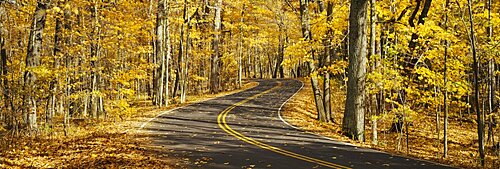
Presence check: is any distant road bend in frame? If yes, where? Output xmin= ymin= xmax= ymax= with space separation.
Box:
xmin=141 ymin=79 xmax=454 ymax=169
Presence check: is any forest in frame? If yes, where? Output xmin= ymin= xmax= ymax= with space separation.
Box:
xmin=0 ymin=0 xmax=499 ymax=168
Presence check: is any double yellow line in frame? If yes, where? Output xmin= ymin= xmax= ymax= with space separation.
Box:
xmin=217 ymin=82 xmax=350 ymax=169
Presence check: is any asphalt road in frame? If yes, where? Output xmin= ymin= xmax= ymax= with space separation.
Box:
xmin=141 ymin=79 xmax=454 ymax=169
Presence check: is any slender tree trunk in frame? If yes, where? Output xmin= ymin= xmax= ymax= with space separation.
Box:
xmin=273 ymin=29 xmax=284 ymax=79
xmin=486 ymin=0 xmax=495 ymax=149
xmin=163 ymin=0 xmax=171 ymax=107
xmin=180 ymin=0 xmax=190 ymax=103
xmin=369 ymin=0 xmax=377 ymax=144
xmin=300 ymin=0 xmax=327 ymax=122
xmin=343 ymin=0 xmax=368 ymax=141
xmin=238 ymin=4 xmax=245 ymax=87
xmin=443 ymin=0 xmax=450 ymax=158
xmin=63 ymin=3 xmax=72 ymax=136
xmin=434 ymin=85 xmax=440 ymax=156
xmin=466 ymin=0 xmax=484 ymax=165
xmin=274 ymin=14 xmax=285 ymax=79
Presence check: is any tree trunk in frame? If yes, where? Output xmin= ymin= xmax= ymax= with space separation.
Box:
xmin=273 ymin=30 xmax=284 ymax=79
xmin=24 ymin=0 xmax=50 ymax=130
xmin=155 ymin=0 xmax=171 ymax=107
xmin=90 ymin=0 xmax=100 ymax=119
xmin=466 ymin=0 xmax=484 ymax=165
xmin=316 ymin=0 xmax=325 ymax=12
xmin=48 ymin=2 xmax=64 ymax=128
xmin=343 ymin=0 xmax=368 ymax=141
xmin=300 ymin=0 xmax=327 ymax=122
xmin=163 ymin=0 xmax=171 ymax=107
xmin=180 ymin=0 xmax=190 ymax=103
xmin=238 ymin=6 xmax=244 ymax=87
xmin=443 ymin=0 xmax=450 ymax=158
xmin=323 ymin=1 xmax=334 ymax=123
xmin=0 ymin=4 xmax=11 ymax=127
xmin=273 ymin=14 xmax=285 ymax=79
xmin=369 ymin=0 xmax=377 ymax=144
xmin=63 ymin=3 xmax=72 ymax=135
xmin=210 ymin=0 xmax=222 ymax=93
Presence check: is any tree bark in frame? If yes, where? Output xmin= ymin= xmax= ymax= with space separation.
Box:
xmin=24 ymin=0 xmax=51 ymax=130
xmin=323 ymin=1 xmax=334 ymax=123
xmin=154 ymin=0 xmax=169 ymax=107
xmin=48 ymin=1 xmax=64 ymax=128
xmin=238 ymin=5 xmax=244 ymax=87
xmin=273 ymin=23 xmax=285 ymax=79
xmin=180 ymin=0 xmax=190 ymax=103
xmin=300 ymin=0 xmax=327 ymax=122
xmin=317 ymin=0 xmax=325 ymax=12
xmin=63 ymin=2 xmax=72 ymax=136
xmin=369 ymin=0 xmax=377 ymax=144
xmin=343 ymin=0 xmax=368 ymax=141
xmin=466 ymin=0 xmax=484 ymax=165
xmin=210 ymin=0 xmax=222 ymax=93
xmin=0 ymin=4 xmax=10 ymax=126
xmin=90 ymin=0 xmax=100 ymax=118
xmin=443 ymin=0 xmax=450 ymax=158
xmin=163 ymin=0 xmax=171 ymax=107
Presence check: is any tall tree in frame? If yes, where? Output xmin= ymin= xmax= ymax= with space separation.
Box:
xmin=180 ymin=0 xmax=190 ymax=103
xmin=300 ymin=0 xmax=327 ymax=122
xmin=343 ymin=0 xmax=368 ymax=141
xmin=153 ymin=0 xmax=170 ymax=107
xmin=443 ymin=0 xmax=450 ymax=157
xmin=466 ymin=0 xmax=484 ymax=165
xmin=24 ymin=0 xmax=51 ymax=130
xmin=210 ymin=0 xmax=222 ymax=93
xmin=48 ymin=1 xmax=64 ymax=128
xmin=89 ymin=0 xmax=101 ymax=118
xmin=323 ymin=1 xmax=334 ymax=122
xmin=238 ymin=3 xmax=244 ymax=87
xmin=369 ymin=0 xmax=377 ymax=145
xmin=0 ymin=0 xmax=9 ymax=126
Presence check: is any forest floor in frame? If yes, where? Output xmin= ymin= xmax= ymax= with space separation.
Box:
xmin=281 ymin=78 xmax=499 ymax=169
xmin=0 ymin=81 xmax=257 ymax=168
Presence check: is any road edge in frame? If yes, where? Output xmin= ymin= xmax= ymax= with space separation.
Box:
xmin=277 ymin=79 xmax=353 ymax=145
xmin=277 ymin=79 xmax=458 ymax=168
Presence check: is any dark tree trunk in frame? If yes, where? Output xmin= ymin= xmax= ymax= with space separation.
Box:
xmin=210 ymin=0 xmax=222 ymax=93
xmin=466 ymin=0 xmax=484 ymax=165
xmin=24 ymin=0 xmax=50 ymax=130
xmin=343 ymin=0 xmax=368 ymax=141
xmin=0 ymin=5 xmax=10 ymax=126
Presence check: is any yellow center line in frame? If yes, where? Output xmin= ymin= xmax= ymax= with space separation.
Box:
xmin=217 ymin=82 xmax=351 ymax=169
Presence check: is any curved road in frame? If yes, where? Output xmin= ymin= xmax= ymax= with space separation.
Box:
xmin=141 ymin=79 xmax=454 ymax=169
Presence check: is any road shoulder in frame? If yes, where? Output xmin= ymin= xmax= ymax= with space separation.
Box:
xmin=281 ymin=78 xmax=470 ymax=168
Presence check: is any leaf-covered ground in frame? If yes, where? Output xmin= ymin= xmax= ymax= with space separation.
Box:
xmin=281 ymin=78 xmax=499 ymax=169
xmin=0 ymin=121 xmax=182 ymax=168
xmin=0 ymin=82 xmax=258 ymax=168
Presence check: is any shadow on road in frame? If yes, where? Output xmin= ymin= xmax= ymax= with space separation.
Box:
xmin=140 ymin=79 xmax=454 ymax=169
